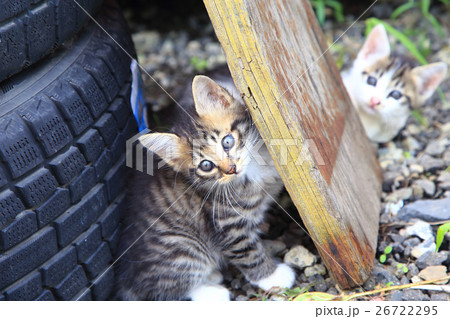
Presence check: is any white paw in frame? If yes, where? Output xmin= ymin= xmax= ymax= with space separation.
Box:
xmin=207 ymin=270 xmax=223 ymax=284
xmin=253 ymin=263 xmax=296 ymax=290
xmin=188 ymin=284 xmax=231 ymax=301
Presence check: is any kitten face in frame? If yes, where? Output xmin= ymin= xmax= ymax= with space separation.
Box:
xmin=139 ymin=76 xmax=273 ymax=190
xmin=342 ymin=24 xmax=447 ymax=142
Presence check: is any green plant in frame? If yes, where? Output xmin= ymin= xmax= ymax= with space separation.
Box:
xmin=390 ymin=0 xmax=444 ymax=37
xmin=411 ymin=109 xmax=429 ymax=127
xmin=435 ymin=222 xmax=450 ymax=252
xmin=397 ymin=263 xmax=409 ymax=274
xmin=310 ymin=0 xmax=344 ymax=26
xmin=190 ymin=56 xmax=208 ymax=72
xmin=379 ymin=245 xmax=393 ymax=263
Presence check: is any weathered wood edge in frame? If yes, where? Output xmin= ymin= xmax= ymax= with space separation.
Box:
xmin=204 ymin=0 xmax=381 ymax=288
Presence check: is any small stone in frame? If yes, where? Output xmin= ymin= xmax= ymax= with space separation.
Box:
xmin=437 ymin=172 xmax=450 ymax=190
xmin=407 ymin=263 xmax=419 ymax=276
xmin=230 ymin=278 xmax=242 ymax=290
xmin=407 ymin=124 xmax=421 ymax=135
xmin=363 ymin=276 xmax=377 ymax=290
xmin=402 ymin=289 xmax=430 ymax=301
xmin=409 ymin=164 xmax=424 ymax=174
xmin=400 ymin=220 xmax=434 ymax=241
xmin=443 ymin=149 xmax=450 ymax=165
xmin=413 ymin=179 xmax=436 ymax=197
xmin=441 ymin=122 xmax=450 ymax=134
xmin=403 ymin=136 xmax=422 ymax=152
xmin=398 ymin=197 xmax=450 ymax=222
xmin=400 ymin=276 xmax=410 ymax=285
xmin=382 ymin=171 xmax=402 ymax=191
xmin=418 ymin=154 xmax=446 ymax=173
xmin=418 ymin=266 xmax=449 ymax=284
xmin=411 ymin=238 xmax=436 ymax=258
xmin=389 ymin=233 xmax=404 ymax=244
xmin=403 ymin=237 xmax=421 ymax=248
xmin=241 ymin=283 xmax=256 ymax=296
xmin=389 ymin=291 xmax=404 ymax=301
xmin=415 ymin=251 xmax=448 ymax=269
xmin=235 ymin=295 xmax=249 ymax=301
xmin=371 ymin=266 xmax=401 ymax=285
xmin=411 ymin=184 xmax=424 ymax=199
xmin=440 ymin=181 xmax=450 ymax=191
xmin=304 ymin=264 xmax=327 ymax=277
xmin=284 ymin=245 xmax=316 ymax=269
xmin=425 ymin=138 xmax=448 ymax=156
xmin=313 ymin=282 xmax=328 ymax=293
xmin=263 ymin=240 xmax=286 ymax=257
xmin=386 ymin=188 xmax=413 ymax=203
xmin=378 ymin=143 xmax=404 ymax=163
xmin=411 ymin=275 xmax=422 ymax=283
xmin=430 ymin=293 xmax=449 ymax=301
xmin=327 ymin=287 xmax=338 ymax=295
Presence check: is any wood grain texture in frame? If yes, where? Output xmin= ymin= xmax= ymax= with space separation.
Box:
xmin=204 ymin=0 xmax=382 ymax=288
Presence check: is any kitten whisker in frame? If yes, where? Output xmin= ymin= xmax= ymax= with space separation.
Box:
xmin=224 ymin=185 xmax=245 ymax=219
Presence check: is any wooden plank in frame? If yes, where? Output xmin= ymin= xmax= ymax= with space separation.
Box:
xmin=204 ymin=0 xmax=382 ymax=289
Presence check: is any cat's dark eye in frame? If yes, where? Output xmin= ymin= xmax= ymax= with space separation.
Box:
xmin=222 ymin=134 xmax=235 ymax=150
xmin=366 ymin=76 xmax=377 ymax=86
xmin=388 ymin=90 xmax=402 ymax=100
xmin=199 ymin=160 xmax=214 ymax=172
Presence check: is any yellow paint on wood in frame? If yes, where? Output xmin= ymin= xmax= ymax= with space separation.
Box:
xmin=204 ymin=0 xmax=380 ymax=288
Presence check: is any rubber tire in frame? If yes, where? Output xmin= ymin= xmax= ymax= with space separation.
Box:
xmin=0 ymin=2 xmax=137 ymax=301
xmin=0 ymin=0 xmax=103 ymax=83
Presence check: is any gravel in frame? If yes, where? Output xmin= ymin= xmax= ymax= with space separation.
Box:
xmin=122 ymin=1 xmax=450 ymax=301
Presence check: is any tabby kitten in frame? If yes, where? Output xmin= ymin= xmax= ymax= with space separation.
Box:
xmin=341 ymin=24 xmax=447 ymax=143
xmin=116 ymin=74 xmax=295 ymax=301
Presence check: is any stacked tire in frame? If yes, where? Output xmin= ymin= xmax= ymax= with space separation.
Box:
xmin=0 ymin=0 xmax=138 ymax=300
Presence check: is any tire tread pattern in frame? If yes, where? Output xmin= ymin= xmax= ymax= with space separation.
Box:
xmin=0 ymin=2 xmax=137 ymax=300
xmin=0 ymin=0 xmax=104 ymax=83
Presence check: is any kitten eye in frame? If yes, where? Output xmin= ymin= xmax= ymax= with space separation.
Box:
xmin=366 ymin=76 xmax=377 ymax=86
xmin=388 ymin=90 xmax=403 ymax=100
xmin=199 ymin=160 xmax=214 ymax=172
xmin=222 ymin=134 xmax=235 ymax=150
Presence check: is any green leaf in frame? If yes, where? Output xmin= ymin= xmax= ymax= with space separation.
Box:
xmin=384 ymin=246 xmax=393 ymax=254
xmin=315 ymin=0 xmax=326 ymax=26
xmin=397 ymin=263 xmax=404 ymax=268
xmin=326 ymin=0 xmax=345 ymax=23
xmin=391 ymin=1 xmax=417 ymax=19
xmin=282 ymin=286 xmax=308 ymax=297
xmin=380 ymin=254 xmax=387 ymax=263
xmin=402 ymin=266 xmax=409 ymax=274
xmin=411 ymin=110 xmax=429 ymax=127
xmin=420 ymin=0 xmax=431 ymax=15
xmin=424 ymin=13 xmax=444 ymax=37
xmin=190 ymin=56 xmax=208 ymax=72
xmin=435 ymin=222 xmax=450 ymax=252
xmin=293 ymin=292 xmax=336 ymax=301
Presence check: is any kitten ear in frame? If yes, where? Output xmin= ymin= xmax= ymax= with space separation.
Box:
xmin=138 ymin=133 xmax=181 ymax=164
xmin=192 ymin=75 xmax=235 ymax=116
xmin=356 ymin=24 xmax=390 ymax=66
xmin=411 ymin=62 xmax=448 ymax=102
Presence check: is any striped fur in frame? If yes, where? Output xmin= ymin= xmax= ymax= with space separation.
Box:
xmin=341 ymin=24 xmax=447 ymax=142
xmin=116 ymin=73 xmax=294 ymax=300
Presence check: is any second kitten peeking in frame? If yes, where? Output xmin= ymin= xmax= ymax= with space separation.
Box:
xmin=341 ymin=24 xmax=447 ymax=143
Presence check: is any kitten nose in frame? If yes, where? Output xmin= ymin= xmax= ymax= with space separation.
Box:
xmin=370 ymin=97 xmax=381 ymax=108
xmin=224 ymin=164 xmax=237 ymax=175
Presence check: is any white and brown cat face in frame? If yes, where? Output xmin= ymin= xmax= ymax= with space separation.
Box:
xmin=139 ymin=76 xmax=278 ymax=189
xmin=342 ymin=24 xmax=447 ymax=142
